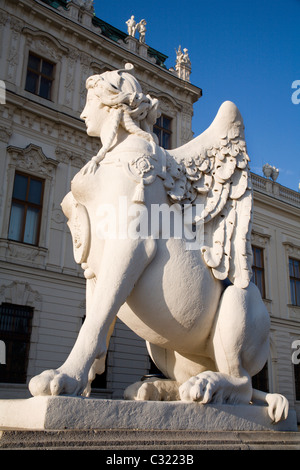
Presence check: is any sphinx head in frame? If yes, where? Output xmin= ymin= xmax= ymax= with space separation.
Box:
xmin=80 ymin=64 xmax=160 ymax=144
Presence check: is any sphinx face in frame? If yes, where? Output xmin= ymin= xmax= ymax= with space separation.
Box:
xmin=80 ymin=89 xmax=110 ymax=137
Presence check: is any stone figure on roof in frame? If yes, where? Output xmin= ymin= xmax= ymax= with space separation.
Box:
xmin=126 ymin=15 xmax=136 ymax=37
xmin=126 ymin=16 xmax=147 ymax=43
xmin=175 ymin=46 xmax=192 ymax=81
xmin=136 ymin=19 xmax=146 ymax=43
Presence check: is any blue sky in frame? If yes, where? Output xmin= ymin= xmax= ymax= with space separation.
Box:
xmin=93 ymin=0 xmax=300 ymax=191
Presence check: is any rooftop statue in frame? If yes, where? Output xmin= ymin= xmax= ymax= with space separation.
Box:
xmin=136 ymin=19 xmax=147 ymax=43
xmin=175 ymin=45 xmax=191 ymax=81
xmin=126 ymin=15 xmax=136 ymax=37
xmin=126 ymin=16 xmax=147 ymax=43
xmin=29 ymin=64 xmax=289 ymax=424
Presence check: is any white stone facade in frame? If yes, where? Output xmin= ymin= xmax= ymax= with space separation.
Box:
xmin=0 ymin=0 xmax=299 ymax=422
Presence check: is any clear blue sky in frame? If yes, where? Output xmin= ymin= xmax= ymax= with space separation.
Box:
xmin=93 ymin=0 xmax=300 ymax=191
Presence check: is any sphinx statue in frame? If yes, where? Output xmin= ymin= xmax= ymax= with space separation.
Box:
xmin=29 ymin=64 xmax=288 ymax=423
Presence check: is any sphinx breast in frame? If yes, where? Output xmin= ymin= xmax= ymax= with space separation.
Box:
xmin=70 ymin=164 xmax=114 ymax=206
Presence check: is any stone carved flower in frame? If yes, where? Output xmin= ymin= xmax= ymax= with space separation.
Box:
xmin=131 ymin=155 xmax=154 ymax=177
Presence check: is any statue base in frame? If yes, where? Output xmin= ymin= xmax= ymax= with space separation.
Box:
xmin=0 ymin=396 xmax=297 ymax=432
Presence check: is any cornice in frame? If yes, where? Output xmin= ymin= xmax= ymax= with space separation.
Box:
xmin=252 ymin=173 xmax=300 ymax=213
xmin=3 ymin=1 xmax=202 ymax=102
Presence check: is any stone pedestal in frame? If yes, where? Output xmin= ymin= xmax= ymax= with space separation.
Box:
xmin=0 ymin=396 xmax=297 ymax=431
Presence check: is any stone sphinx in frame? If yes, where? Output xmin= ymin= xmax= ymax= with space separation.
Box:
xmin=29 ymin=64 xmax=288 ymax=424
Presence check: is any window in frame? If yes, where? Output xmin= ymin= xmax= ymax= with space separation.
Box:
xmin=289 ymin=258 xmax=300 ymax=306
xmin=153 ymin=115 xmax=172 ymax=149
xmin=0 ymin=303 xmax=33 ymax=384
xmin=251 ymin=246 xmax=266 ymax=298
xmin=252 ymin=362 xmax=269 ymax=393
xmin=25 ymin=53 xmax=54 ymax=100
xmin=294 ymin=364 xmax=300 ymax=401
xmin=91 ymin=359 xmax=107 ymax=390
xmin=8 ymin=172 xmax=44 ymax=246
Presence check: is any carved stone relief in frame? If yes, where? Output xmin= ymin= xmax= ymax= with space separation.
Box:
xmin=7 ymin=17 xmax=23 ymax=83
xmin=283 ymin=241 xmax=300 ymax=259
xmin=0 ymin=126 xmax=12 ymax=144
xmin=7 ymin=143 xmax=58 ymax=177
xmin=23 ymin=28 xmax=69 ymax=62
xmin=0 ymin=280 xmax=42 ymax=310
xmin=251 ymin=230 xmax=271 ymax=248
xmin=65 ymin=48 xmax=79 ymax=108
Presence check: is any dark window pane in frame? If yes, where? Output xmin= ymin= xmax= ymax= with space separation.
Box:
xmin=296 ymin=281 xmax=300 ymax=307
xmin=289 ymin=258 xmax=300 ymax=306
xmin=25 ymin=71 xmax=39 ymax=94
xmin=252 ymin=362 xmax=269 ymax=393
xmin=163 ymin=132 xmax=171 ymax=149
xmin=153 ymin=115 xmax=172 ymax=149
xmin=253 ymin=247 xmax=263 ymax=268
xmin=25 ymin=54 xmax=54 ymax=99
xmin=251 ymin=246 xmax=265 ymax=298
xmin=289 ymin=258 xmax=295 ymax=277
xmin=0 ymin=303 xmax=33 ymax=384
xmin=294 ymin=260 xmax=300 ymax=278
xmin=12 ymin=173 xmax=28 ymax=200
xmin=41 ymin=61 xmax=53 ymax=78
xmin=9 ymin=173 xmax=44 ymax=246
xmin=255 ymin=270 xmax=264 ymax=294
xmin=156 ymin=116 xmax=162 ymax=127
xmin=39 ymin=77 xmax=52 ymax=100
xmin=295 ymin=364 xmax=300 ymax=401
xmin=163 ymin=116 xmax=171 ymax=130
xmin=28 ymin=54 xmax=40 ymax=71
xmin=290 ymin=280 xmax=296 ymax=305
xmin=153 ymin=127 xmax=160 ymax=139
xmin=28 ymin=179 xmax=42 ymax=204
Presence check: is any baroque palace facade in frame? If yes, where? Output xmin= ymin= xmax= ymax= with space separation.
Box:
xmin=0 ymin=0 xmax=299 ymax=422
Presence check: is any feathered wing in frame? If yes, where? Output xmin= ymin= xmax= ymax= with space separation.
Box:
xmin=165 ymin=101 xmax=253 ymax=288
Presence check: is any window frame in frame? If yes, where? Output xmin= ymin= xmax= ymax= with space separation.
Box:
xmin=294 ymin=363 xmax=300 ymax=401
xmin=0 ymin=303 xmax=34 ymax=384
xmin=8 ymin=171 xmax=45 ymax=246
xmin=251 ymin=361 xmax=269 ymax=393
xmin=153 ymin=114 xmax=172 ymax=149
xmin=251 ymin=245 xmax=266 ymax=299
xmin=289 ymin=257 xmax=300 ymax=306
xmin=25 ymin=52 xmax=55 ymax=101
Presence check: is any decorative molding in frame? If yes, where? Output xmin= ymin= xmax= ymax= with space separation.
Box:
xmin=251 ymin=172 xmax=300 ymax=209
xmin=283 ymin=241 xmax=300 ymax=259
xmin=10 ymin=16 xmax=23 ymax=33
xmin=7 ymin=143 xmax=58 ymax=177
xmin=251 ymin=230 xmax=271 ymax=247
xmin=22 ymin=27 xmax=69 ymax=61
xmin=0 ymin=280 xmax=42 ymax=310
xmin=52 ymin=206 xmax=66 ymax=224
xmin=0 ymin=11 xmax=8 ymax=25
xmin=55 ymin=146 xmax=89 ymax=168
xmin=0 ymin=238 xmax=48 ymax=268
xmin=0 ymin=126 xmax=12 ymax=143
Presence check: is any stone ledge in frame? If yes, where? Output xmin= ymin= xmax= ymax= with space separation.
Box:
xmin=0 ymin=396 xmax=298 ymax=432
xmin=0 ymin=429 xmax=300 ymax=450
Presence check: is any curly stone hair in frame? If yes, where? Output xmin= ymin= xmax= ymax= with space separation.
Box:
xmin=85 ymin=64 xmax=160 ymax=164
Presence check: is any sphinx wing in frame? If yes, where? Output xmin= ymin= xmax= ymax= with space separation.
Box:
xmin=166 ymin=101 xmax=253 ymax=288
